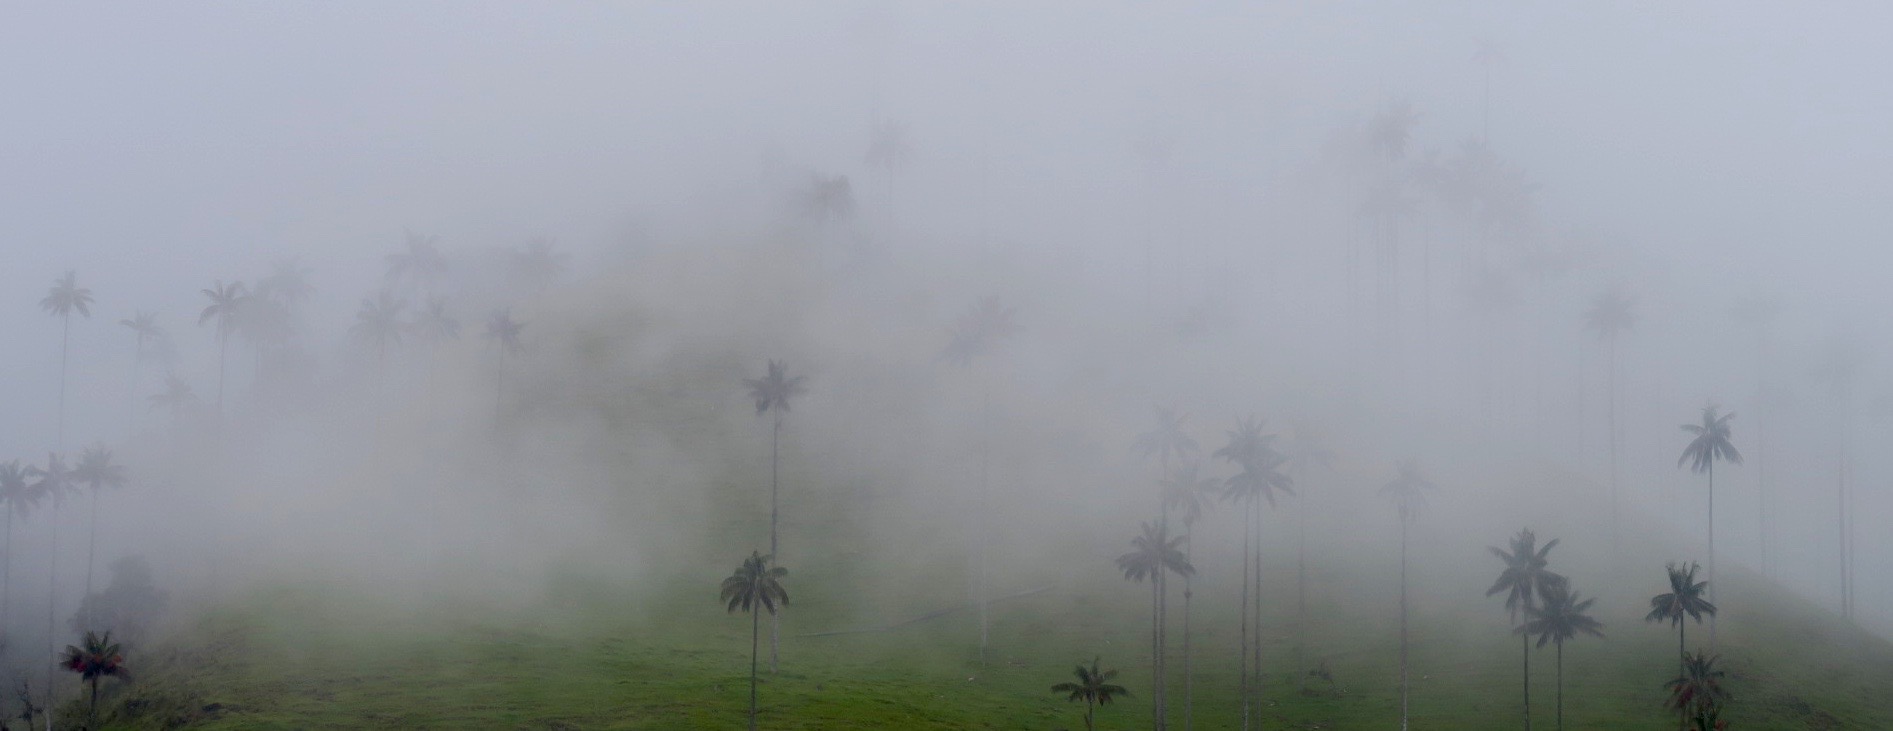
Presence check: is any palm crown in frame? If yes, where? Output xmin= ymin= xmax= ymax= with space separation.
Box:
xmin=1646 ymin=562 xmax=1716 ymax=628
xmin=1665 ymin=652 xmax=1728 ymax=722
xmin=352 ymin=290 xmax=408 ymax=349
xmin=27 ymin=454 xmax=74 ymax=507
xmin=72 ymin=445 xmax=126 ymax=493
xmin=1115 ymin=521 xmax=1193 ymax=584
xmin=1211 ymin=416 xmax=1274 ymax=468
xmin=1678 ymin=406 xmax=1741 ymax=474
xmin=0 ymin=461 xmax=42 ymax=519
xmin=1486 ymin=528 xmax=1565 ymax=622
xmin=1223 ymin=448 xmax=1294 ymax=509
xmin=199 ymin=280 xmax=250 ymax=340
xmin=386 ymin=231 xmax=449 ymax=288
xmin=1520 ymin=582 xmax=1605 ymax=648
xmin=60 ymin=631 xmax=126 ymax=682
xmin=41 ymin=271 xmax=94 ymax=319
xmin=720 ymin=552 xmax=789 ymax=616
xmin=1050 ymin=656 xmax=1130 ymax=706
xmin=485 ymin=311 xmax=525 ymax=353
xmin=744 ymin=360 xmax=807 ymax=416
xmin=1379 ymin=460 xmax=1437 ymax=523
xmin=1583 ymin=288 xmax=1636 ymax=339
xmin=1160 ymin=462 xmax=1221 ymax=528
xmin=1134 ymin=407 xmax=1198 ymax=468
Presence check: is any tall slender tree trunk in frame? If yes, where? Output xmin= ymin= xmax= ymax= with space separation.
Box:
xmin=1555 ymin=640 xmax=1563 ymax=731
xmin=217 ymin=332 xmax=230 ymax=415
xmin=1084 ymin=696 xmax=1094 ymax=731
xmin=1523 ymin=630 xmax=1532 ymax=731
xmin=1182 ymin=534 xmax=1193 ymax=731
xmin=58 ymin=314 xmax=71 ymax=449
xmin=85 ymin=486 xmax=100 ymax=629
xmin=127 ymin=340 xmax=143 ymax=439
xmin=770 ymin=413 xmax=782 ymax=674
xmin=1607 ymin=335 xmax=1618 ymax=540
xmin=749 ymin=607 xmax=759 ymax=731
xmin=1239 ymin=500 xmax=1251 ymax=731
xmin=494 ymin=347 xmax=505 ymax=424
xmin=88 ymin=676 xmax=98 ymax=731
xmin=1398 ymin=517 xmax=1409 ymax=731
xmin=1158 ymin=567 xmax=1168 ymax=731
xmin=1 ymin=507 xmax=11 ymax=629
xmin=1707 ymin=463 xmax=1717 ymax=646
xmin=1838 ymin=434 xmax=1848 ymax=618
xmin=1297 ymin=488 xmax=1308 ymax=693
xmin=46 ymin=504 xmax=60 ymax=731
xmin=976 ymin=384 xmax=990 ymax=665
xmin=1151 ymin=578 xmax=1162 ymax=731
xmin=1251 ymin=496 xmax=1261 ymax=726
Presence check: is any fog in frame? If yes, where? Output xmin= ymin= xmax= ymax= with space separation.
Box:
xmin=2 ymin=0 xmax=1892 ymax=720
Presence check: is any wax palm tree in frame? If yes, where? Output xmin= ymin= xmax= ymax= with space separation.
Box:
xmin=1812 ymin=336 xmax=1865 ymax=618
xmin=798 ymin=174 xmax=856 ymax=229
xmin=385 ymin=231 xmax=449 ymax=293
xmin=484 ymin=311 xmax=525 ymax=422
xmin=720 ymin=552 xmax=788 ymax=731
xmin=1520 ymin=582 xmax=1604 ymax=731
xmin=1646 ymin=562 xmax=1715 ymax=676
xmin=1217 ymin=419 xmax=1292 ymax=730
xmin=412 ymin=297 xmax=461 ymax=344
xmin=1136 ymin=407 xmax=1199 ymax=531
xmin=72 ymin=444 xmax=126 ymax=621
xmin=1664 ymin=652 xmax=1728 ymax=731
xmin=28 ymin=453 xmax=73 ymax=726
xmin=1583 ymin=288 xmax=1635 ymax=531
xmin=118 ymin=312 xmax=169 ymax=432
xmin=1380 ymin=460 xmax=1436 ymax=731
xmin=1678 ymin=406 xmax=1740 ymax=642
xmin=352 ymin=289 xmax=407 ymax=367
xmin=744 ymin=359 xmax=806 ymax=674
xmin=1050 ymin=656 xmax=1130 ymax=731
xmin=41 ymin=271 xmax=95 ymax=448
xmin=0 ymin=460 xmax=39 ymax=630
xmin=1730 ymin=292 xmax=1782 ymax=574
xmin=61 ymin=630 xmax=127 ymax=730
xmin=941 ymin=296 xmax=1015 ymax=663
xmin=1487 ymin=528 xmax=1565 ymax=731
xmin=1117 ymin=521 xmax=1193 ymax=731
xmin=1162 ymin=462 xmax=1220 ymax=731
xmin=1282 ymin=424 xmax=1335 ymax=690
xmin=149 ymin=376 xmax=198 ymax=428
xmin=255 ymin=257 xmax=314 ymax=312
xmin=198 ymin=279 xmax=249 ymax=412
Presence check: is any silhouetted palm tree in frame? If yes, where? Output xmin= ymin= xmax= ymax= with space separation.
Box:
xmin=1730 ymin=292 xmax=1782 ymax=574
xmin=1583 ymin=288 xmax=1635 ymax=532
xmin=0 ymin=460 xmax=39 ymax=630
xmin=72 ymin=443 xmax=126 ymax=623
xmin=484 ymin=311 xmax=525 ymax=421
xmin=1136 ymin=407 xmax=1199 ymax=525
xmin=255 ymin=257 xmax=314 ymax=312
xmin=1487 ymin=528 xmax=1565 ymax=731
xmin=942 ymin=296 xmax=1016 ymax=663
xmin=1646 ymin=562 xmax=1715 ymax=677
xmin=1162 ymin=462 xmax=1220 ymax=731
xmin=744 ymin=359 xmax=806 ymax=674
xmin=1812 ymin=336 xmax=1865 ymax=618
xmin=720 ymin=551 xmax=788 ymax=731
xmin=118 ymin=312 xmax=168 ymax=432
xmin=1050 ymin=656 xmax=1130 ymax=731
xmin=352 ymin=289 xmax=407 ymax=367
xmin=798 ymin=174 xmax=856 ymax=229
xmin=1217 ymin=418 xmax=1292 ymax=730
xmin=41 ymin=271 xmax=95 ymax=448
xmin=60 ymin=630 xmax=126 ymax=730
xmin=149 ymin=376 xmax=198 ymax=428
xmin=1117 ymin=521 xmax=1192 ymax=731
xmin=413 ymin=297 xmax=461 ymax=344
xmin=1520 ymin=582 xmax=1604 ymax=731
xmin=386 ymin=231 xmax=449 ymax=293
xmin=198 ymin=279 xmax=249 ymax=412
xmin=1678 ymin=406 xmax=1740 ymax=643
xmin=1380 ymin=460 xmax=1436 ymax=731
xmin=1664 ymin=652 xmax=1727 ymax=731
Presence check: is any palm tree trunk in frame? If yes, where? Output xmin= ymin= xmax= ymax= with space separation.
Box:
xmin=217 ymin=332 xmax=230 ymax=415
xmin=128 ymin=342 xmax=143 ymax=438
xmin=1555 ymin=640 xmax=1564 ymax=731
xmin=1837 ymin=434 xmax=1848 ymax=618
xmin=1607 ymin=334 xmax=1618 ymax=540
xmin=1707 ymin=462 xmax=1716 ymax=646
xmin=1523 ymin=630 xmax=1532 ymax=731
xmin=1085 ymin=696 xmax=1095 ymax=731
xmin=2 ymin=507 xmax=11 ymax=629
xmin=59 ymin=313 xmax=71 ymax=449
xmin=1251 ymin=496 xmax=1261 ymax=723
xmin=1152 ymin=578 xmax=1162 ymax=731
xmin=1297 ymin=489 xmax=1308 ymax=693
xmin=1239 ymin=500 xmax=1251 ymax=731
xmin=46 ymin=505 xmax=60 ymax=731
xmin=749 ymin=607 xmax=759 ymax=731
xmin=1158 ymin=567 xmax=1168 ymax=731
xmin=495 ymin=346 xmax=505 ymax=424
xmin=85 ymin=487 xmax=100 ymax=629
xmin=1181 ymin=535 xmax=1193 ymax=731
xmin=770 ymin=413 xmax=781 ymax=674
xmin=976 ymin=383 xmax=991 ymax=665
xmin=1398 ymin=518 xmax=1409 ymax=731
xmin=89 ymin=675 xmax=98 ymax=731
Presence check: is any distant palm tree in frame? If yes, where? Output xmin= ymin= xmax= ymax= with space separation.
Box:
xmin=1730 ymin=292 xmax=1782 ymax=574
xmin=1380 ymin=460 xmax=1436 ymax=731
xmin=352 ymin=289 xmax=408 ymax=367
xmin=941 ymin=296 xmax=1016 ymax=663
xmin=386 ymin=231 xmax=449 ymax=293
xmin=27 ymin=453 xmax=73 ymax=727
xmin=1520 ymin=581 xmax=1604 ymax=731
xmin=798 ymin=174 xmax=856 ymax=229
xmin=149 ymin=376 xmax=198 ymax=428
xmin=484 ymin=311 xmax=525 ymax=422
xmin=255 ymin=257 xmax=314 ymax=312
xmin=1486 ymin=528 xmax=1565 ymax=731
xmin=1162 ymin=462 xmax=1220 ymax=731
xmin=719 ymin=551 xmax=788 ymax=731
xmin=118 ymin=312 xmax=169 ymax=432
xmin=1050 ymin=656 xmax=1130 ymax=731
xmin=1281 ymin=425 xmax=1335 ymax=690
xmin=41 ymin=271 xmax=95 ymax=448
xmin=1812 ymin=336 xmax=1865 ymax=618
xmin=1664 ymin=652 xmax=1727 ymax=731
xmin=1646 ymin=562 xmax=1715 ymax=677
xmin=60 ymin=630 xmax=126 ymax=730
xmin=72 ymin=444 xmax=126 ymax=621
xmin=0 ymin=460 xmax=40 ymax=630
xmin=1117 ymin=521 xmax=1192 ymax=731
xmin=1678 ymin=406 xmax=1740 ymax=643
xmin=1216 ymin=418 xmax=1292 ymax=730
xmin=510 ymin=237 xmax=568 ymax=298
xmin=412 ymin=297 xmax=461 ymax=344
xmin=1583 ymin=288 xmax=1635 ymax=532
xmin=863 ymin=120 xmax=912 ymax=228
xmin=198 ymin=279 xmax=249 ymax=412
xmin=1136 ymin=407 xmax=1199 ymax=524
xmin=743 ymin=359 xmax=806 ymax=674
